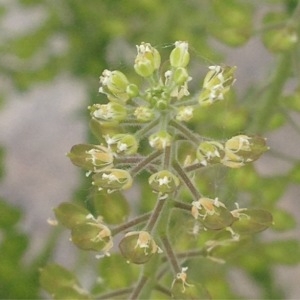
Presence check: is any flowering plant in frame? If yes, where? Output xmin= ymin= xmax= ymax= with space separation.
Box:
xmin=43 ymin=41 xmax=271 ymax=299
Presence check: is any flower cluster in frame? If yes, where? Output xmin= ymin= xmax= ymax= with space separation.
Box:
xmin=55 ymin=41 xmax=272 ymax=297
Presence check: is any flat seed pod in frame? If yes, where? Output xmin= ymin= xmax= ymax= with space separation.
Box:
xmin=231 ymin=208 xmax=273 ymax=234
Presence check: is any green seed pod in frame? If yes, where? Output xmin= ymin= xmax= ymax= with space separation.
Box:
xmin=89 ymin=103 xmax=127 ymax=125
xmin=71 ymin=221 xmax=112 ymax=254
xmin=67 ymin=144 xmax=113 ymax=172
xmin=230 ymin=208 xmax=273 ymax=234
xmin=222 ymin=135 xmax=269 ymax=168
xmin=134 ymin=42 xmax=161 ymax=77
xmin=54 ymin=202 xmax=91 ymax=229
xmin=191 ymin=197 xmax=234 ymax=230
xmin=196 ymin=141 xmax=224 ymax=166
xmin=119 ymin=231 xmax=162 ymax=264
xmin=262 ymin=12 xmax=298 ymax=53
xmin=104 ymin=134 xmax=138 ymax=155
xmin=172 ymin=67 xmax=189 ymax=85
xmin=170 ymin=41 xmax=190 ymax=68
xmin=148 ymin=170 xmax=180 ymax=194
xmin=99 ymin=69 xmax=130 ymax=103
xmin=199 ymin=65 xmax=236 ymax=106
xmin=40 ymin=264 xmax=90 ymax=298
xmin=92 ymin=169 xmax=133 ymax=192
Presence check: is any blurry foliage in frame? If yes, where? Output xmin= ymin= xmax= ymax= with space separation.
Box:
xmin=0 ymin=0 xmax=300 ymax=299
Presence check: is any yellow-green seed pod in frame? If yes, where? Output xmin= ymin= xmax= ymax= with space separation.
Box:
xmin=170 ymin=41 xmax=190 ymax=68
xmin=89 ymin=103 xmax=127 ymax=125
xmin=134 ymin=42 xmax=161 ymax=77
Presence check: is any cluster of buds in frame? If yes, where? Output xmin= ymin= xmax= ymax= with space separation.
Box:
xmin=197 ymin=135 xmax=269 ymax=168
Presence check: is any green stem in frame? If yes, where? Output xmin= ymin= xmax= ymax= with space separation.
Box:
xmin=144 ymin=196 xmax=167 ymax=232
xmin=135 ymin=117 xmax=160 ymax=139
xmin=173 ymin=161 xmax=201 ymax=200
xmin=173 ymin=200 xmax=192 ymax=211
xmin=129 ymin=275 xmax=148 ymax=299
xmin=247 ymin=53 xmax=291 ymax=133
xmin=130 ymin=150 xmax=162 ymax=177
xmin=160 ymin=235 xmax=181 ymax=274
xmin=97 ymin=287 xmax=132 ymax=299
xmin=111 ymin=212 xmax=151 ymax=236
xmin=169 ymin=119 xmax=201 ymax=145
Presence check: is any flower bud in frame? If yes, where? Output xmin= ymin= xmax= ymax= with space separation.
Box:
xmin=134 ymin=106 xmax=155 ymax=122
xmin=104 ymin=134 xmax=138 ymax=155
xmin=119 ymin=231 xmax=162 ymax=264
xmin=92 ymin=169 xmax=132 ymax=192
xmin=170 ymin=41 xmax=190 ymax=68
xmin=99 ymin=70 xmax=130 ymax=103
xmin=196 ymin=141 xmax=224 ymax=166
xmin=71 ymin=221 xmax=113 ymax=255
xmin=126 ymin=83 xmax=139 ymax=98
xmin=89 ymin=103 xmax=127 ymax=125
xmin=67 ymin=144 xmax=113 ymax=172
xmin=148 ymin=170 xmax=180 ymax=194
xmin=199 ymin=65 xmax=236 ymax=106
xmin=149 ymin=131 xmax=173 ymax=150
xmin=134 ymin=42 xmax=161 ymax=77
